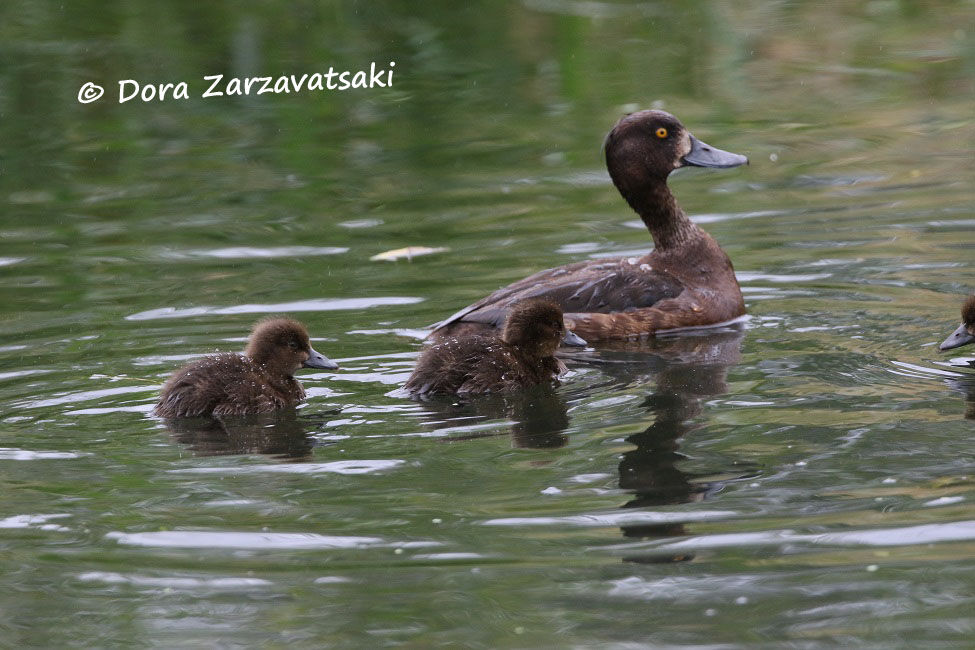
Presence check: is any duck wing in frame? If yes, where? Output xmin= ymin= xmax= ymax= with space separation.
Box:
xmin=431 ymin=257 xmax=685 ymax=332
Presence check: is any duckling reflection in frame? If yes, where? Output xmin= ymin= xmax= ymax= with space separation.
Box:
xmin=946 ymin=377 xmax=975 ymax=421
xmin=411 ymin=386 xmax=571 ymax=449
xmin=596 ymin=326 xmax=751 ymax=562
xmin=162 ymin=409 xmax=334 ymax=461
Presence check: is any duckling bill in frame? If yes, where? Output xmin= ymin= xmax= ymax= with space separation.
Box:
xmin=154 ymin=318 xmax=337 ymax=417
xmin=404 ymin=299 xmax=585 ymax=396
xmin=940 ymin=295 xmax=975 ymax=351
xmin=430 ymin=110 xmax=748 ymax=343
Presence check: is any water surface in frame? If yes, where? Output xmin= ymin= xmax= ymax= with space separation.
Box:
xmin=1 ymin=1 xmax=974 ymax=647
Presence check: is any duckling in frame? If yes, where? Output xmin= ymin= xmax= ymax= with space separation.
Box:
xmin=430 ymin=110 xmax=748 ymax=343
xmin=154 ymin=318 xmax=337 ymax=417
xmin=404 ymin=299 xmax=585 ymax=396
xmin=940 ymin=294 xmax=975 ymax=351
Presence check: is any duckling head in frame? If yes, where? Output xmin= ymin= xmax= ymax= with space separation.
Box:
xmin=501 ymin=300 xmax=586 ymax=358
xmin=940 ymin=294 xmax=975 ymax=351
xmin=245 ymin=317 xmax=338 ymax=375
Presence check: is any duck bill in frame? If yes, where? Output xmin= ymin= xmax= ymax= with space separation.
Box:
xmin=303 ymin=346 xmax=339 ymax=369
xmin=939 ymin=323 xmax=975 ymax=351
xmin=682 ymin=134 xmax=748 ymax=169
xmin=561 ymin=329 xmax=587 ymax=348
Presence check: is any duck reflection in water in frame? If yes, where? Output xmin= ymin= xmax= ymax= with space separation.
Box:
xmin=411 ymin=386 xmax=571 ymax=449
xmin=161 ymin=409 xmax=338 ymax=462
xmin=945 ymin=377 xmax=975 ymax=421
xmin=596 ymin=325 xmax=753 ymax=562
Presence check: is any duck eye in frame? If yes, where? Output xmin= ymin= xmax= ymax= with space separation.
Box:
xmin=655 ymin=127 xmax=668 ymax=139
xmin=288 ymin=341 xmax=299 ymax=349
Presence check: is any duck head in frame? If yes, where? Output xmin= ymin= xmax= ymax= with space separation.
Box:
xmin=502 ymin=299 xmax=587 ymax=358
xmin=940 ymin=295 xmax=975 ymax=351
xmin=245 ymin=317 xmax=338 ymax=375
xmin=605 ymin=110 xmax=748 ymax=199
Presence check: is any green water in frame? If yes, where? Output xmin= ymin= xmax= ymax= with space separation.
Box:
xmin=2 ymin=1 xmax=974 ymax=647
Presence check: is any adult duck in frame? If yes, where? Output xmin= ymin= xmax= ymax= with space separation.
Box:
xmin=430 ymin=110 xmax=748 ymax=342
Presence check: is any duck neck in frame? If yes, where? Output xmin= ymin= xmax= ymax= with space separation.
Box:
xmin=248 ymin=351 xmax=271 ymax=370
xmin=630 ymin=179 xmax=700 ymax=251
xmin=249 ymin=353 xmax=295 ymax=380
xmin=503 ymin=338 xmax=546 ymax=362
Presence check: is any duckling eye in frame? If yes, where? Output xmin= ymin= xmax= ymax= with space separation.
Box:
xmin=287 ymin=341 xmax=299 ymax=349
xmin=655 ymin=127 xmax=668 ymax=139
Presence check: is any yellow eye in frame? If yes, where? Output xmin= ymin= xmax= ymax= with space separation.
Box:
xmin=655 ymin=127 xmax=668 ymax=138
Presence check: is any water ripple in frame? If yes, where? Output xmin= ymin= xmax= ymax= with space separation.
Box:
xmin=66 ymin=405 xmax=155 ymax=415
xmin=106 ymin=530 xmax=440 ymax=550
xmin=483 ymin=509 xmax=738 ymax=527
xmin=622 ymin=210 xmax=785 ymax=230
xmin=0 ymin=448 xmax=86 ymax=460
xmin=737 ymin=271 xmax=832 ymax=283
xmin=346 ymin=328 xmax=430 ymax=340
xmin=158 ymin=246 xmax=348 ymax=260
xmin=607 ymin=574 xmax=767 ymax=601
xmin=0 ymin=369 xmax=54 ymax=382
xmin=126 ymin=297 xmax=424 ymax=321
xmin=0 ymin=514 xmax=71 ymax=531
xmin=77 ymin=572 xmax=273 ymax=589
xmin=169 ymin=459 xmax=406 ymax=475
xmin=18 ymin=385 xmax=156 ymax=409
xmin=888 ymin=360 xmax=966 ymax=380
xmin=605 ymin=520 xmax=975 ymax=554
xmin=413 ymin=552 xmax=489 ymax=561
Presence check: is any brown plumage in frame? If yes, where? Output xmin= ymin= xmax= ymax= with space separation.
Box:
xmin=940 ymin=295 xmax=975 ymax=351
xmin=404 ymin=300 xmax=585 ymax=396
xmin=430 ymin=110 xmax=749 ymax=343
xmin=154 ymin=318 xmax=338 ymax=417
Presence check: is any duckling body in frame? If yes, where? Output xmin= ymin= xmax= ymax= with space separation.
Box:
xmin=940 ymin=295 xmax=975 ymax=352
xmin=405 ymin=336 xmax=560 ymax=395
xmin=431 ymin=110 xmax=748 ymax=343
xmin=154 ymin=318 xmax=337 ymax=418
xmin=405 ymin=300 xmax=585 ymax=396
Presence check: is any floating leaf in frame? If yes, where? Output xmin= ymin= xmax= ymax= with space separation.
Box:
xmin=370 ymin=246 xmax=448 ymax=262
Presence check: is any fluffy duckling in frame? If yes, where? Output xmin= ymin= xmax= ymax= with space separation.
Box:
xmin=154 ymin=318 xmax=337 ymax=417
xmin=405 ymin=299 xmax=585 ymax=396
xmin=940 ymin=294 xmax=975 ymax=351
xmin=431 ymin=110 xmax=749 ymax=343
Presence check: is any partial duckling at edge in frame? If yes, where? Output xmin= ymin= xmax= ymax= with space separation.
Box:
xmin=154 ymin=318 xmax=337 ymax=418
xmin=940 ymin=294 xmax=975 ymax=352
xmin=431 ymin=110 xmax=748 ymax=343
xmin=405 ymin=299 xmax=585 ymax=396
